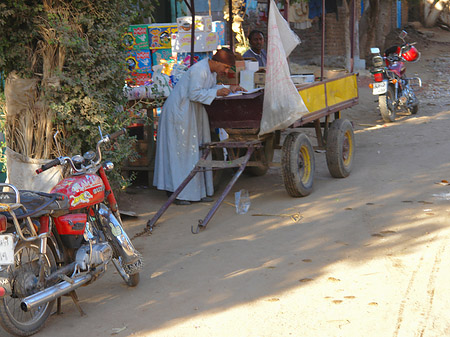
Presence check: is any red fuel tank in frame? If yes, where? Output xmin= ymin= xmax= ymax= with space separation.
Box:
xmin=51 ymin=174 xmax=105 ymax=210
xmin=54 ymin=213 xmax=87 ymax=235
xmin=387 ymin=61 xmax=406 ymax=77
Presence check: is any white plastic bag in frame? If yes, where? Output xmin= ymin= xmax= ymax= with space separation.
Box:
xmin=259 ymin=0 xmax=309 ymax=136
xmin=152 ymin=65 xmax=172 ymax=97
xmin=5 ymin=147 xmax=63 ymax=193
xmin=235 ymin=189 xmax=251 ymax=214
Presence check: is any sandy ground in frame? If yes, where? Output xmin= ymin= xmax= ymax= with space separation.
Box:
xmin=2 ymin=26 xmax=450 ymax=337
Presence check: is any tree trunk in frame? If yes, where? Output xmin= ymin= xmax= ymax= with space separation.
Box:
xmin=359 ymin=0 xmax=392 ymax=61
xmin=343 ymin=0 xmax=352 ymax=71
xmin=424 ymin=0 xmax=450 ymax=27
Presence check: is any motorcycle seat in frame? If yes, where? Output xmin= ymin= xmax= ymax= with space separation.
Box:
xmin=0 ymin=190 xmax=70 ymax=219
xmin=384 ymin=45 xmax=399 ymax=57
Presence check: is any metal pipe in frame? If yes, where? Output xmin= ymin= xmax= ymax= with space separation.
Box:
xmin=45 ymin=262 xmax=77 ymax=284
xmin=192 ymin=146 xmax=256 ymax=234
xmin=21 ymin=273 xmax=92 ymax=312
xmin=146 ymin=148 xmax=211 ymax=230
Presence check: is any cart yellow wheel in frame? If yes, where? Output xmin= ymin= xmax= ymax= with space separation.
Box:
xmin=281 ymin=132 xmax=315 ymax=197
xmin=247 ymin=133 xmax=275 ymax=176
xmin=325 ymin=119 xmax=355 ymax=178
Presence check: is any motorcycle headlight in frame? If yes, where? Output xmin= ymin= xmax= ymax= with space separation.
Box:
xmin=372 ymin=55 xmax=383 ymax=67
xmin=103 ymin=161 xmax=114 ymax=171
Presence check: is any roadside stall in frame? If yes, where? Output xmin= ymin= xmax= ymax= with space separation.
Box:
xmin=146 ymin=0 xmax=359 ymax=234
xmin=121 ymin=7 xmax=225 ymax=183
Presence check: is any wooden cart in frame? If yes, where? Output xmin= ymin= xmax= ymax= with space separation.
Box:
xmin=147 ymin=72 xmax=359 ymax=233
xmin=206 ymin=73 xmax=359 ymax=197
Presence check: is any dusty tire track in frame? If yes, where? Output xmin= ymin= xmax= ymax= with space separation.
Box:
xmin=393 ymin=240 xmax=446 ymax=337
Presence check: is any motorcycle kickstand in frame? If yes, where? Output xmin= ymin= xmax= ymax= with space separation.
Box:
xmin=55 ymin=290 xmax=86 ymax=316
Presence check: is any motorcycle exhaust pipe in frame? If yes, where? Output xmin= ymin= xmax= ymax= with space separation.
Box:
xmin=20 ymin=273 xmax=92 ymax=312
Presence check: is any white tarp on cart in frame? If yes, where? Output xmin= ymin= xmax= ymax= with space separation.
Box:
xmin=259 ymin=0 xmax=309 ymax=136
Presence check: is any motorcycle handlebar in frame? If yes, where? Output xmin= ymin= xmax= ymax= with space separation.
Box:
xmin=108 ymin=128 xmax=126 ymax=141
xmin=36 ymin=158 xmax=61 ymax=174
xmin=36 ymin=128 xmax=126 ymax=175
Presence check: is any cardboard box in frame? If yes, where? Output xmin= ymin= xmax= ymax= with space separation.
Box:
xmin=171 ymin=31 xmax=218 ymax=52
xmin=254 ymin=72 xmax=266 ymax=85
xmin=235 ymin=60 xmax=246 ymax=68
xmin=177 ymin=15 xmax=212 ymax=32
xmin=291 ymin=74 xmax=314 ymax=84
xmin=126 ymin=73 xmax=152 ymax=87
xmin=151 ymin=48 xmax=174 ymax=66
xmin=126 ymin=50 xmax=152 ymax=73
xmin=148 ymin=24 xmax=177 ymax=49
xmin=124 ymin=25 xmax=149 ymax=50
xmin=212 ymin=21 xmax=226 ymax=45
xmin=216 ymin=65 xmax=245 ymax=85
xmin=177 ymin=51 xmax=212 ymax=66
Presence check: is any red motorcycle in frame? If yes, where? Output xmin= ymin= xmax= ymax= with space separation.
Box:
xmin=369 ymin=30 xmax=422 ymax=122
xmin=0 ymin=129 xmax=142 ymax=336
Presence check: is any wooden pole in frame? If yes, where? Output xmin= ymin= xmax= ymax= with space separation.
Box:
xmin=228 ymin=0 xmax=234 ymax=51
xmin=284 ymin=0 xmax=289 ymax=21
xmin=190 ymin=0 xmax=195 ymax=66
xmin=183 ymin=0 xmax=196 ymax=67
xmin=350 ymin=0 xmax=356 ymax=72
xmin=321 ymin=0 xmax=325 ymax=79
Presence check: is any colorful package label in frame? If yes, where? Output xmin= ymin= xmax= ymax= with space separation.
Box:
xmin=148 ymin=24 xmax=178 ymax=49
xmin=177 ymin=16 xmax=212 ymax=32
xmin=126 ymin=72 xmax=153 ymax=87
xmin=126 ymin=50 xmax=152 ymax=73
xmin=171 ymin=32 xmax=218 ymax=52
xmin=152 ymin=49 xmax=174 ymax=66
xmin=212 ymin=21 xmax=226 ymax=46
xmin=124 ymin=25 xmax=149 ymax=50
xmin=177 ymin=52 xmax=212 ymax=66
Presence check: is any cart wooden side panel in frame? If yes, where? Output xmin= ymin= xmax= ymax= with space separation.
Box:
xmin=205 ymin=73 xmax=359 ymax=130
xmin=292 ymin=73 xmax=359 ymax=126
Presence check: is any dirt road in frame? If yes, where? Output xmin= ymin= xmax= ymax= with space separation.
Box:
xmin=2 ymin=26 xmax=450 ymax=337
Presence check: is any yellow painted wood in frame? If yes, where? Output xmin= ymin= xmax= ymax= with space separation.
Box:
xmin=298 ymin=84 xmax=326 ymax=112
xmin=297 ymin=74 xmax=358 ymax=113
xmin=326 ymin=75 xmax=358 ymax=106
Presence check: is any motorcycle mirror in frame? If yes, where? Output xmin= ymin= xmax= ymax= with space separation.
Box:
xmin=370 ymin=47 xmax=380 ymax=54
xmin=53 ymin=131 xmax=63 ymax=157
xmin=399 ymin=30 xmax=407 ymax=40
xmin=98 ymin=126 xmax=103 ymax=139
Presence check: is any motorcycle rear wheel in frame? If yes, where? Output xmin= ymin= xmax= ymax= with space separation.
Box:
xmin=379 ymin=86 xmax=396 ymax=122
xmin=0 ymin=241 xmax=56 ymax=336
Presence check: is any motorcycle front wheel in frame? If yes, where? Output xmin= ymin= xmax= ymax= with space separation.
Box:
xmin=110 ymin=210 xmax=141 ymax=288
xmin=409 ymin=104 xmax=419 ymax=115
xmin=0 ymin=241 xmax=56 ymax=336
xmin=379 ymin=85 xmax=396 ymax=122
xmin=112 ymin=257 xmax=140 ymax=287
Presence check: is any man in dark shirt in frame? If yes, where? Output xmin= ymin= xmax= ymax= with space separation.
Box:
xmin=243 ymin=30 xmax=267 ymax=67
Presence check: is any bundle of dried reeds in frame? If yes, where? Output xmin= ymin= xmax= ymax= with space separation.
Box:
xmin=5 ymin=0 xmax=67 ymax=159
xmin=4 ymin=82 xmax=55 ymax=159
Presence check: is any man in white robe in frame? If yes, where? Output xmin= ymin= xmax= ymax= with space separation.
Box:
xmin=153 ymin=49 xmax=242 ymax=205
